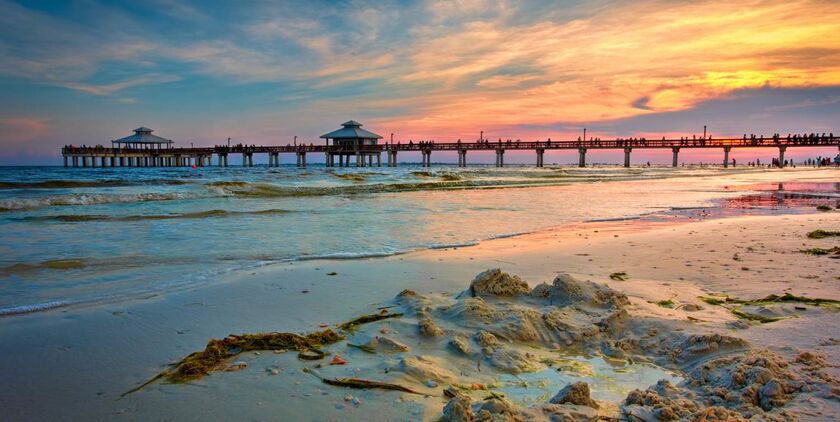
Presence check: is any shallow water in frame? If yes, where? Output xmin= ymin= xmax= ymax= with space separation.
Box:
xmin=0 ymin=165 xmax=836 ymax=315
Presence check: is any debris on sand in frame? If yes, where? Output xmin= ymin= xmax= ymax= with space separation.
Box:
xmin=801 ymin=246 xmax=840 ymax=256
xmin=122 ymin=329 xmax=343 ymax=396
xmin=816 ymin=204 xmax=833 ymax=211
xmin=304 ymin=368 xmax=423 ymax=394
xmin=337 ymin=312 xmax=404 ymax=331
xmin=806 ymin=229 xmax=840 ymax=239
xmin=609 ymin=271 xmax=629 ymax=281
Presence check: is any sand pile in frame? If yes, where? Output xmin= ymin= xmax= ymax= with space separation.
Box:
xmin=137 ymin=268 xmax=836 ymax=421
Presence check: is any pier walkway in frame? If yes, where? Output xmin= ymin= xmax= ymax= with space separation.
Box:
xmin=62 ymin=135 xmax=840 ymax=168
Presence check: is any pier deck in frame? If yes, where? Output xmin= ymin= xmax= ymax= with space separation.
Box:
xmin=62 ymin=135 xmax=840 ymax=168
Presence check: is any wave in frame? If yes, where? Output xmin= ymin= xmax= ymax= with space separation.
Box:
xmin=0 ymin=179 xmax=188 ymax=189
xmin=0 ymin=192 xmax=197 ymax=212
xmin=16 ymin=208 xmax=290 ymax=223
xmin=0 ymin=300 xmax=72 ymax=317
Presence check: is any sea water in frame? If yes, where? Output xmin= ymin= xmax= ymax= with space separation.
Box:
xmin=0 ymin=164 xmax=835 ymax=316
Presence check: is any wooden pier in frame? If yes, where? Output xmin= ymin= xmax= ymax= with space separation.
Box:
xmin=62 ymin=134 xmax=840 ymax=169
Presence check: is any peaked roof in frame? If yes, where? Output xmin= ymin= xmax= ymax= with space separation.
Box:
xmin=320 ymin=120 xmax=383 ymax=139
xmin=113 ymin=127 xmax=173 ymax=144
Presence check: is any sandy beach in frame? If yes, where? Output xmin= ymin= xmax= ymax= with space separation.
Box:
xmin=0 ymin=169 xmax=836 ymax=421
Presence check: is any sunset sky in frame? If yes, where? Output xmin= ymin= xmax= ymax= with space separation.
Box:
xmin=1 ymin=0 xmax=840 ymax=164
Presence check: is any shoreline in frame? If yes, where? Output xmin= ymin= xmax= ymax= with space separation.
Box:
xmin=0 ymin=171 xmax=837 ymax=420
xmin=1 ymin=167 xmax=837 ymax=318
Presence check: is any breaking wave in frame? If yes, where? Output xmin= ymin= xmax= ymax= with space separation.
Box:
xmin=17 ymin=208 xmax=290 ymax=223
xmin=0 ymin=179 xmax=188 ymax=189
xmin=0 ymin=192 xmax=198 ymax=212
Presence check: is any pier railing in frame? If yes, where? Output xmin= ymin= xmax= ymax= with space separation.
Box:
xmin=61 ymin=135 xmax=840 ymax=169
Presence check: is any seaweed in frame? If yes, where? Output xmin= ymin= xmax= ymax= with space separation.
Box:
xmin=700 ymin=293 xmax=840 ymax=306
xmin=655 ymin=299 xmax=675 ymax=308
xmin=801 ymin=247 xmax=840 ymax=256
xmin=337 ymin=312 xmax=404 ymax=331
xmin=304 ymin=368 xmax=423 ymax=394
xmin=609 ymin=272 xmax=629 ymax=281
xmin=731 ymin=309 xmax=782 ymax=323
xmin=816 ymin=205 xmax=833 ymax=211
xmin=122 ymin=329 xmax=343 ymax=397
xmin=807 ymin=230 xmax=840 ymax=239
xmin=700 ymin=296 xmax=727 ymax=306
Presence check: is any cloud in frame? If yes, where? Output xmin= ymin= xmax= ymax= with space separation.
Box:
xmin=62 ymin=74 xmax=180 ymax=96
xmin=0 ymin=117 xmax=48 ymax=143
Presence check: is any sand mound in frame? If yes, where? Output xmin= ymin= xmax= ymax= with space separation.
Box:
xmin=463 ymin=268 xmax=530 ymax=297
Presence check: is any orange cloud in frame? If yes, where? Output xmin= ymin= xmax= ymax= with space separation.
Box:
xmin=367 ymin=0 xmax=840 ymax=136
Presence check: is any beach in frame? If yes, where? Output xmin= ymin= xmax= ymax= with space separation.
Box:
xmin=0 ymin=167 xmax=838 ymax=421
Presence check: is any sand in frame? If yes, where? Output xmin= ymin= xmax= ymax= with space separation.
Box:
xmin=0 ymin=172 xmax=838 ymax=421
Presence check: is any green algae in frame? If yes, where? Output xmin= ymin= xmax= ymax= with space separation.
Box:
xmin=816 ymin=205 xmax=833 ymax=211
xmin=304 ymin=368 xmax=423 ymax=394
xmin=730 ymin=309 xmax=782 ymax=323
xmin=655 ymin=299 xmax=675 ymax=308
xmin=807 ymin=230 xmax=840 ymax=239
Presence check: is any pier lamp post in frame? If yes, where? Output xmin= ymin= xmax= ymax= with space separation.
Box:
xmin=583 ymin=128 xmax=587 ymax=142
xmin=480 ymin=131 xmax=483 ymax=142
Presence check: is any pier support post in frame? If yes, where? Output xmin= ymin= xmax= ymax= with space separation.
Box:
xmin=623 ymin=147 xmax=632 ymax=168
xmin=458 ymin=150 xmax=467 ymax=167
xmin=368 ymin=154 xmax=373 ymax=167
xmin=73 ymin=156 xmax=79 ymax=167
xmin=390 ymin=151 xmax=398 ymax=167
xmin=495 ymin=149 xmax=505 ymax=167
xmin=248 ymin=153 xmax=253 ymax=167
xmin=671 ymin=147 xmax=679 ymax=167
xmin=339 ymin=154 xmax=344 ymax=167
xmin=357 ymin=153 xmax=363 ymax=167
xmin=536 ymin=148 xmax=544 ymax=167
xmin=723 ymin=146 xmax=731 ymax=168
xmin=424 ymin=150 xmax=432 ymax=167
xmin=578 ymin=148 xmax=587 ymax=167
xmin=63 ymin=156 xmax=68 ymax=167
xmin=376 ymin=153 xmax=381 ymax=167
xmin=778 ymin=146 xmax=786 ymax=168
xmin=109 ymin=157 xmax=115 ymax=167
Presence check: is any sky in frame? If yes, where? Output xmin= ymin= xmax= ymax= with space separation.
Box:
xmin=1 ymin=0 xmax=840 ymax=165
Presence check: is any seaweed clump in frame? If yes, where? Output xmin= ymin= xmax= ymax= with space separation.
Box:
xmin=655 ymin=299 xmax=675 ymax=308
xmin=123 ymin=329 xmax=343 ymax=396
xmin=816 ymin=205 xmax=833 ymax=211
xmin=609 ymin=271 xmax=629 ymax=281
xmin=701 ymin=293 xmax=840 ymax=306
xmin=801 ymin=247 xmax=840 ymax=256
xmin=807 ymin=229 xmax=840 ymax=239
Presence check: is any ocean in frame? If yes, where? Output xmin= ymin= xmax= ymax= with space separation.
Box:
xmin=0 ymin=164 xmax=835 ymax=316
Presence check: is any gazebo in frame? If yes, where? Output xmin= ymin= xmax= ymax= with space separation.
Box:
xmin=320 ymin=120 xmax=383 ymax=167
xmin=112 ymin=127 xmax=174 ymax=150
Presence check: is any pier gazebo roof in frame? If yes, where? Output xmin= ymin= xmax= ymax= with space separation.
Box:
xmin=320 ymin=120 xmax=383 ymax=140
xmin=112 ymin=127 xmax=174 ymax=149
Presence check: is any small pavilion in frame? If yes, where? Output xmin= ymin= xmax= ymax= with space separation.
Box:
xmin=320 ymin=120 xmax=383 ymax=167
xmin=112 ymin=127 xmax=174 ymax=150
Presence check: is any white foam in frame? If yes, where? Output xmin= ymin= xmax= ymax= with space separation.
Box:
xmin=0 ymin=300 xmax=71 ymax=316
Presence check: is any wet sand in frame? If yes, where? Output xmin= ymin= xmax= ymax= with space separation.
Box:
xmin=0 ymin=170 xmax=838 ymax=421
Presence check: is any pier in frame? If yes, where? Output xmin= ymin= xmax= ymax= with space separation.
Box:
xmin=62 ymin=124 xmax=840 ymax=169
